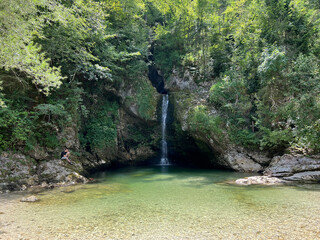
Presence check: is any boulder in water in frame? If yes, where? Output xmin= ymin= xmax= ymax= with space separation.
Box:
xmin=235 ymin=176 xmax=286 ymax=185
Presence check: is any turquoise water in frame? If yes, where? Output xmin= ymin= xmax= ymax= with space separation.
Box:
xmin=1 ymin=166 xmax=320 ymax=239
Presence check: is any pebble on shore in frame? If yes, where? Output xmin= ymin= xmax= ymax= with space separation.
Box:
xmin=20 ymin=195 xmax=39 ymax=202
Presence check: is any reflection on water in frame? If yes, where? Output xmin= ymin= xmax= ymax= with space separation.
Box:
xmin=1 ymin=166 xmax=320 ymax=239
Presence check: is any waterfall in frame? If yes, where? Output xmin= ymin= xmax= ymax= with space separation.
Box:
xmin=160 ymin=94 xmax=169 ymax=165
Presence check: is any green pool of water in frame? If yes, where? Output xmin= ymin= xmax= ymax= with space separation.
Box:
xmin=1 ymin=166 xmax=320 ymax=239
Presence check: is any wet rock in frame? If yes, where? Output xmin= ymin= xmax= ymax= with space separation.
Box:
xmin=20 ymin=195 xmax=39 ymax=202
xmin=65 ymin=173 xmax=88 ymax=184
xmin=283 ymin=171 xmax=320 ymax=183
xmin=26 ymin=175 xmax=39 ymax=186
xmin=20 ymin=185 xmax=27 ymax=191
xmin=224 ymin=150 xmax=263 ymax=172
xmin=38 ymin=159 xmax=88 ymax=186
xmin=264 ymin=154 xmax=320 ymax=177
xmin=39 ymin=159 xmax=79 ymax=183
xmin=235 ymin=176 xmax=286 ymax=185
xmin=40 ymin=182 xmax=54 ymax=189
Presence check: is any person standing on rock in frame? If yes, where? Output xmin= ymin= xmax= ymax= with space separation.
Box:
xmin=61 ymin=148 xmax=72 ymax=164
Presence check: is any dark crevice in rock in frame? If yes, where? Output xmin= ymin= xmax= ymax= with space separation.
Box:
xmin=148 ymin=64 xmax=167 ymax=94
xmin=246 ymin=154 xmax=265 ymax=167
xmin=147 ymin=43 xmax=167 ymax=94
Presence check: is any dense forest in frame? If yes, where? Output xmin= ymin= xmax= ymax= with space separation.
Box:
xmin=1 ymin=0 xmax=320 ymax=160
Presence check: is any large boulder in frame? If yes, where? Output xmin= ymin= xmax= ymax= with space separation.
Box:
xmin=223 ymin=149 xmax=264 ymax=172
xmin=235 ymin=176 xmax=286 ymax=185
xmin=38 ymin=159 xmax=87 ymax=184
xmin=264 ymin=154 xmax=320 ymax=177
xmin=0 ymin=152 xmax=35 ymax=191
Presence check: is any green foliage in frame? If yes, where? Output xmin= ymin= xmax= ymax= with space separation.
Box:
xmin=34 ymin=103 xmax=70 ymax=128
xmin=39 ymin=0 xmax=107 ymax=76
xmin=0 ymin=107 xmax=33 ymax=150
xmin=188 ymin=105 xmax=224 ymax=142
xmin=0 ymin=0 xmax=64 ymax=95
xmin=259 ymin=128 xmax=293 ymax=151
xmin=43 ymin=133 xmax=60 ymax=149
xmin=209 ymin=72 xmax=252 ymax=117
xmin=258 ymin=47 xmax=287 ymax=80
xmin=82 ymin=101 xmax=119 ymax=150
xmin=136 ymin=79 xmax=157 ymax=120
xmin=1 ymin=0 xmax=320 ymax=156
xmin=228 ymin=127 xmax=259 ymax=149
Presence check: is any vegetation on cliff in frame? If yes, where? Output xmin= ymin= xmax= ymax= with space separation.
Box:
xmin=150 ymin=0 xmax=320 ymax=154
xmin=0 ymin=0 xmax=319 ymax=159
xmin=0 ymin=0 xmax=154 ymax=156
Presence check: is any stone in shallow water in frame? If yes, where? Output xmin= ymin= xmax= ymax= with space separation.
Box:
xmin=20 ymin=195 xmax=39 ymax=202
xmin=235 ymin=176 xmax=285 ymax=185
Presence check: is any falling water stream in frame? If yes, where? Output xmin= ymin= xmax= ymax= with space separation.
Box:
xmin=160 ymin=94 xmax=169 ymax=165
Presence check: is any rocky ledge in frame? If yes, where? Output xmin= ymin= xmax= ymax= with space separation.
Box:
xmin=263 ymin=154 xmax=320 ymax=183
xmin=0 ymin=153 xmax=89 ymax=193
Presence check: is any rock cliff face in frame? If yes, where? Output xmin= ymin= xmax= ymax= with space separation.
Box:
xmin=166 ymin=70 xmax=271 ymax=172
xmin=0 ymin=152 xmax=88 ymax=192
xmin=2 ymin=68 xmax=320 ymax=192
xmin=99 ymin=77 xmax=161 ymax=166
xmin=165 ymin=69 xmax=320 ymax=183
xmin=0 ymin=76 xmax=162 ymax=192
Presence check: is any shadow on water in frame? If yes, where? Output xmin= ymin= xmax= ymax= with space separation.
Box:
xmin=295 ymin=183 xmax=320 ymax=192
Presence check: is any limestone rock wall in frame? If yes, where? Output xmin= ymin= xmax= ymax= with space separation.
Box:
xmin=166 ymin=69 xmax=320 ymax=181
xmin=264 ymin=154 xmax=320 ymax=182
xmin=167 ymin=70 xmax=271 ymax=172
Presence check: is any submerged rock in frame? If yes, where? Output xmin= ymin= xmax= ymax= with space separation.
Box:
xmin=235 ymin=176 xmax=286 ymax=185
xmin=20 ymin=195 xmax=39 ymax=202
